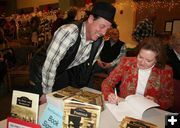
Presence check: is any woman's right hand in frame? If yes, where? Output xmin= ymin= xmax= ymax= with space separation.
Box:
xmin=108 ymin=93 xmax=120 ymax=104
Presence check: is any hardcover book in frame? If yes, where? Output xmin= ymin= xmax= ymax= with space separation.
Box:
xmin=106 ymin=94 xmax=159 ymax=122
xmin=46 ymin=86 xmax=104 ymax=111
xmin=68 ymin=90 xmax=104 ymax=111
xmin=46 ymin=86 xmax=81 ymax=111
xmin=7 ymin=117 xmax=41 ymax=128
xmin=10 ymin=90 xmax=39 ymax=124
xmin=119 ymin=116 xmax=157 ymax=128
xmin=63 ymin=100 xmax=101 ymax=128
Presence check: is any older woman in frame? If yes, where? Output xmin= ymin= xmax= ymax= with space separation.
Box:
xmin=101 ymin=37 xmax=174 ymax=110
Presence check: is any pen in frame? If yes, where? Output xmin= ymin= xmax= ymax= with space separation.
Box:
xmin=114 ymin=88 xmax=118 ymax=106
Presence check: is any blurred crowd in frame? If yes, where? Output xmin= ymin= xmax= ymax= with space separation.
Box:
xmin=0 ymin=6 xmax=88 ymax=48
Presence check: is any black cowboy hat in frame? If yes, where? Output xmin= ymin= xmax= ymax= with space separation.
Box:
xmin=86 ymin=2 xmax=116 ymax=28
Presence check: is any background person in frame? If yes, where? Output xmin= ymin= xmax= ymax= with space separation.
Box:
xmin=132 ymin=9 xmax=157 ymax=43
xmin=101 ymin=37 xmax=174 ymax=110
xmin=166 ymin=32 xmax=180 ymax=80
xmin=89 ymin=28 xmax=126 ymax=88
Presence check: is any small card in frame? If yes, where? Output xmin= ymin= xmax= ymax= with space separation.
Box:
xmin=7 ymin=117 xmax=41 ymax=128
xmin=39 ymin=103 xmax=63 ymax=128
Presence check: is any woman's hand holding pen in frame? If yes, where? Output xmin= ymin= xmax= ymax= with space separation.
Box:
xmin=108 ymin=93 xmax=120 ymax=104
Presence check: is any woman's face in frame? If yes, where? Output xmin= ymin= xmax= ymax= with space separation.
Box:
xmin=137 ymin=49 xmax=157 ymax=70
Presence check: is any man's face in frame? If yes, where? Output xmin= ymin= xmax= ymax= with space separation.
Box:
xmin=174 ymin=40 xmax=180 ymax=54
xmin=87 ymin=15 xmax=112 ymax=41
xmin=110 ymin=30 xmax=119 ymax=43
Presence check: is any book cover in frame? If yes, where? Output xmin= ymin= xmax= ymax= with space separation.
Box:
xmin=46 ymin=86 xmax=81 ymax=111
xmin=68 ymin=90 xmax=104 ymax=111
xmin=63 ymin=100 xmax=101 ymax=128
xmin=7 ymin=117 xmax=41 ymax=128
xmin=46 ymin=86 xmax=105 ymax=111
xmin=119 ymin=116 xmax=157 ymax=128
xmin=106 ymin=94 xmax=159 ymax=122
xmin=39 ymin=103 xmax=64 ymax=128
xmin=10 ymin=90 xmax=39 ymax=124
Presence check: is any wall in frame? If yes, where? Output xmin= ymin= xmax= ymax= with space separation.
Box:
xmin=114 ymin=0 xmax=137 ymax=48
xmin=0 ymin=0 xmax=17 ymax=15
xmin=17 ymin=0 xmax=58 ymax=10
xmin=135 ymin=0 xmax=180 ymax=34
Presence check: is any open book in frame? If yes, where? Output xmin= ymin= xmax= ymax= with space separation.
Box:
xmin=106 ymin=94 xmax=159 ymax=122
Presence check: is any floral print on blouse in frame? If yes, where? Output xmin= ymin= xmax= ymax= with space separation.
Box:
xmin=101 ymin=57 xmax=174 ymax=110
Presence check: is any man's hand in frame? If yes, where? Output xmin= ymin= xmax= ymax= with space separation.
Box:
xmin=40 ymin=94 xmax=47 ymax=105
xmin=97 ymin=60 xmax=106 ymax=68
xmin=103 ymin=62 xmax=112 ymax=69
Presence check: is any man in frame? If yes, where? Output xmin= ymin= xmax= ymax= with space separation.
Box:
xmin=166 ymin=32 xmax=180 ymax=80
xmin=132 ymin=9 xmax=157 ymax=43
xmin=29 ymin=2 xmax=116 ymax=104
xmin=89 ymin=28 xmax=126 ymax=87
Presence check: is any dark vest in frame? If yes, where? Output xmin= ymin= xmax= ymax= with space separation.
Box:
xmin=166 ymin=45 xmax=180 ymax=80
xmin=100 ymin=40 xmax=124 ymax=63
xmin=29 ymin=21 xmax=103 ymax=95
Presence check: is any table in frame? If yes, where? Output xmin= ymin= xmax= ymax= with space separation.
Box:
xmin=0 ymin=87 xmax=170 ymax=128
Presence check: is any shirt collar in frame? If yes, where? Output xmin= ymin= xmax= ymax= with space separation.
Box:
xmin=137 ymin=63 xmax=155 ymax=71
xmin=145 ymin=18 xmax=153 ymax=24
xmin=173 ymin=49 xmax=180 ymax=61
xmin=81 ymin=22 xmax=94 ymax=44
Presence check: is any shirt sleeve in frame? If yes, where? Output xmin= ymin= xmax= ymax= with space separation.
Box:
xmin=111 ymin=44 xmax=126 ymax=66
xmin=42 ymin=24 xmax=78 ymax=94
xmin=101 ymin=57 xmax=125 ymax=100
xmin=156 ymin=66 xmax=174 ymax=110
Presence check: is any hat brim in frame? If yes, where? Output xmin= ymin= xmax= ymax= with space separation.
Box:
xmin=85 ymin=10 xmax=116 ymax=28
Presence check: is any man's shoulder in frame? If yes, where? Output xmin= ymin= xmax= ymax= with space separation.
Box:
xmin=60 ymin=21 xmax=84 ymax=33
xmin=120 ymin=57 xmax=136 ymax=64
xmin=118 ymin=40 xmax=125 ymax=45
xmin=137 ymin=18 xmax=149 ymax=25
xmin=61 ymin=23 xmax=78 ymax=30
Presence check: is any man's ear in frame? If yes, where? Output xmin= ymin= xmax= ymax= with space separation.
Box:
xmin=87 ymin=15 xmax=94 ymax=24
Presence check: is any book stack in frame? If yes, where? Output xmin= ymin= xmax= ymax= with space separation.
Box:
xmin=68 ymin=89 xmax=104 ymax=111
xmin=46 ymin=86 xmax=104 ymax=111
xmin=46 ymin=86 xmax=81 ymax=110
xmin=119 ymin=116 xmax=157 ymax=128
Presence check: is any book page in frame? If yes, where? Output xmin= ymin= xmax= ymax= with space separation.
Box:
xmin=125 ymin=95 xmax=159 ymax=117
xmin=105 ymin=101 xmax=141 ymax=122
xmin=105 ymin=95 xmax=159 ymax=122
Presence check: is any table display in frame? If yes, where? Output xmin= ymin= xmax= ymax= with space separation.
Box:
xmin=0 ymin=87 xmax=170 ymax=128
